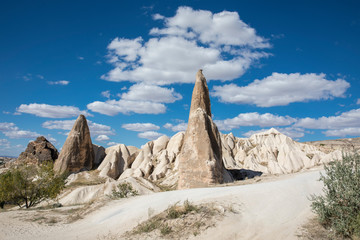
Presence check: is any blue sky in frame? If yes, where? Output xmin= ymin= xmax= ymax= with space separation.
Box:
xmin=1 ymin=0 xmax=360 ymax=156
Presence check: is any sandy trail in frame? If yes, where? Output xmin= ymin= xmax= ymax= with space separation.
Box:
xmin=0 ymin=169 xmax=323 ymax=240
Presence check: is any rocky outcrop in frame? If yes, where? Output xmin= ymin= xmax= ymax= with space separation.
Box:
xmin=17 ymin=136 xmax=58 ymax=165
xmin=54 ymin=115 xmax=94 ymax=174
xmin=220 ymin=128 xmax=342 ymax=174
xmin=177 ymin=70 xmax=224 ymax=189
xmin=97 ymin=144 xmax=137 ymax=179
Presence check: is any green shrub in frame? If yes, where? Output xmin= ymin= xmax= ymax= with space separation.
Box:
xmin=0 ymin=162 xmax=67 ymax=208
xmin=311 ymin=153 xmax=360 ymax=238
xmin=111 ymin=182 xmax=138 ymax=199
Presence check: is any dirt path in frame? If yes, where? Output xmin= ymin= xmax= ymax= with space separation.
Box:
xmin=0 ymin=169 xmax=323 ymax=240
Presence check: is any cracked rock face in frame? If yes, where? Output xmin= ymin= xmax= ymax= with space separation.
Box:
xmin=54 ymin=115 xmax=94 ymax=174
xmin=17 ymin=136 xmax=58 ymax=165
xmin=177 ymin=70 xmax=224 ymax=189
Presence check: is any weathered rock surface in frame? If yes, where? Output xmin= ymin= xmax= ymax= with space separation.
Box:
xmin=93 ymin=144 xmax=106 ymax=168
xmin=16 ymin=136 xmax=58 ymax=165
xmin=97 ymin=144 xmax=137 ymax=179
xmin=177 ymin=70 xmax=224 ymax=189
xmin=54 ymin=115 xmax=94 ymax=174
xmin=59 ymin=173 xmax=160 ymax=205
xmin=220 ymin=128 xmax=342 ymax=174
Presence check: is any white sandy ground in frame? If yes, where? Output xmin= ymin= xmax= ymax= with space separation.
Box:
xmin=0 ymin=169 xmax=324 ymax=240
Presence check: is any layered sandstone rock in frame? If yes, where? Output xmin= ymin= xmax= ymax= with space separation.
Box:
xmin=54 ymin=115 xmax=94 ymax=174
xmin=177 ymin=70 xmax=224 ymax=189
xmin=17 ymin=136 xmax=58 ymax=165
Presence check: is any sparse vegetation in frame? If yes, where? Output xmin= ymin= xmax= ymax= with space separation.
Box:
xmin=310 ymin=153 xmax=360 ymax=239
xmin=110 ymin=182 xmax=138 ymax=199
xmin=0 ymin=162 xmax=67 ymax=208
xmin=125 ymin=200 xmax=228 ymax=239
xmin=65 ymin=170 xmax=106 ymax=188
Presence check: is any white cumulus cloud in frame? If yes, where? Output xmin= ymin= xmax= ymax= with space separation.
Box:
xmin=324 ymin=128 xmax=360 ymax=137
xmin=212 ymin=73 xmax=350 ymax=107
xmin=42 ymin=119 xmax=115 ymax=136
xmin=122 ymin=123 xmax=160 ymax=132
xmin=138 ymin=131 xmax=165 ymax=140
xmin=214 ymin=112 xmax=296 ymax=131
xmin=17 ymin=103 xmax=90 ymax=118
xmin=121 ymin=83 xmax=182 ymax=103
xmin=0 ymin=122 xmax=40 ymax=139
xmin=87 ymin=100 xmax=166 ymax=116
xmin=163 ymin=122 xmax=188 ymax=132
xmin=102 ymin=6 xmax=269 ymax=85
xmin=296 ymin=108 xmax=360 ymax=130
xmin=96 ymin=135 xmax=110 ymax=141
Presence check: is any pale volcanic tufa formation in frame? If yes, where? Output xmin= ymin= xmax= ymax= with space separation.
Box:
xmin=177 ymin=69 xmax=224 ymax=189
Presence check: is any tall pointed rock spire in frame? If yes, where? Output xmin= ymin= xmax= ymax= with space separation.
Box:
xmin=177 ymin=70 xmax=224 ymax=189
xmin=54 ymin=115 xmax=94 ymax=174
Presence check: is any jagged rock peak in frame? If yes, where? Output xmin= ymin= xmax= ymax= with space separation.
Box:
xmin=189 ymin=69 xmax=211 ymax=117
xmin=54 ymin=114 xmax=94 ymax=174
xmin=178 ymin=70 xmax=224 ymax=189
xmin=254 ymin=128 xmax=281 ymax=136
xmin=17 ymin=136 xmax=58 ymax=165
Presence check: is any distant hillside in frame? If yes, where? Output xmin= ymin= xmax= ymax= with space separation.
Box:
xmin=305 ymin=137 xmax=360 ymax=154
xmin=0 ymin=156 xmax=16 ymax=168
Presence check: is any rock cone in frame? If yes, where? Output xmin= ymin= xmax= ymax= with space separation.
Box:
xmin=17 ymin=136 xmax=58 ymax=165
xmin=177 ymin=70 xmax=224 ymax=189
xmin=54 ymin=115 xmax=94 ymax=174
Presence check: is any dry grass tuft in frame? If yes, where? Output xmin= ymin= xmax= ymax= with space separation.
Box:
xmin=122 ymin=200 xmax=235 ymax=239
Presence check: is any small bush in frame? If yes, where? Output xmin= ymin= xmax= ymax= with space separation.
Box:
xmin=111 ymin=182 xmax=138 ymax=199
xmin=311 ymin=153 xmax=360 ymax=238
xmin=160 ymin=223 xmax=172 ymax=235
xmin=167 ymin=200 xmax=198 ymax=219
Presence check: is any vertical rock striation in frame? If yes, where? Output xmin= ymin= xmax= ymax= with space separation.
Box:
xmin=54 ymin=115 xmax=94 ymax=174
xmin=177 ymin=70 xmax=224 ymax=189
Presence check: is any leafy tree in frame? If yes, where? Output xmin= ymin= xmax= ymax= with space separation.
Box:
xmin=0 ymin=162 xmax=67 ymax=208
xmin=311 ymin=153 xmax=360 ymax=238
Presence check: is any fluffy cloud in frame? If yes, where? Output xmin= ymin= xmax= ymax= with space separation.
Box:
xmin=107 ymin=141 xmax=120 ymax=146
xmin=96 ymin=135 xmax=110 ymax=141
xmin=102 ymin=6 xmax=269 ymax=85
xmin=163 ymin=122 xmax=188 ymax=132
xmin=357 ymin=99 xmax=360 ymax=105
xmin=17 ymin=103 xmax=90 ymax=118
xmin=42 ymin=119 xmax=115 ymax=136
xmin=47 ymin=80 xmax=69 ymax=85
xmin=101 ymin=90 xmax=111 ymax=98
xmin=87 ymin=100 xmax=166 ymax=116
xmin=214 ymin=112 xmax=296 ymax=131
xmin=138 ymin=131 xmax=165 ymax=140
xmin=0 ymin=122 xmax=40 ymax=139
xmin=122 ymin=123 xmax=160 ymax=132
xmin=296 ymin=108 xmax=360 ymax=129
xmin=121 ymin=83 xmax=182 ymax=103
xmin=295 ymin=108 xmax=360 ymax=137
xmin=212 ymin=73 xmax=350 ymax=107
xmin=324 ymin=128 xmax=360 ymax=137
